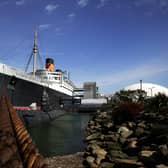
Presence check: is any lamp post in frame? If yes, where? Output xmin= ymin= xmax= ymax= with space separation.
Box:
xmin=148 ymin=87 xmax=155 ymax=97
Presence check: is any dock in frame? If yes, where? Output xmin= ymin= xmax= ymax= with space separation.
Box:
xmin=78 ymin=98 xmax=107 ymax=112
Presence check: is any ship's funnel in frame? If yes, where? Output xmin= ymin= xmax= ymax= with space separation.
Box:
xmin=46 ymin=58 xmax=54 ymax=71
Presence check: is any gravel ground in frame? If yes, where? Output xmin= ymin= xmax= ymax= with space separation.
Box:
xmin=45 ymin=152 xmax=85 ymax=168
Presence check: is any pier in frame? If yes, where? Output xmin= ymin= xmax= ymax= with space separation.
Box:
xmin=0 ymin=95 xmax=46 ymax=167
xmin=78 ymin=98 xmax=107 ymax=112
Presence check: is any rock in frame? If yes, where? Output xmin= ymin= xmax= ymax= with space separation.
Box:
xmin=86 ymin=143 xmax=101 ymax=153
xmin=85 ymin=133 xmax=101 ymax=141
xmin=103 ymin=134 xmax=119 ymax=142
xmin=118 ymin=126 xmax=133 ymax=138
xmin=156 ymin=164 xmax=168 ymax=168
xmin=105 ymin=122 xmax=113 ymax=128
xmin=114 ymin=158 xmax=144 ymax=168
xmin=93 ymin=148 xmax=107 ymax=165
xmin=127 ymin=121 xmax=136 ymax=129
xmin=105 ymin=141 xmax=121 ymax=150
xmin=86 ymin=156 xmax=98 ymax=168
xmin=93 ymin=147 xmax=106 ymax=155
xmin=139 ymin=150 xmax=155 ymax=158
xmin=123 ymin=138 xmax=139 ymax=156
xmin=89 ymin=120 xmax=95 ymax=125
xmin=159 ymin=144 xmax=168 ymax=157
xmin=135 ymin=127 xmax=144 ymax=137
xmin=99 ymin=162 xmax=114 ymax=168
xmin=137 ymin=121 xmax=146 ymax=128
xmin=119 ymin=136 xmax=126 ymax=144
xmin=84 ymin=100 xmax=168 ymax=168
xmin=139 ymin=150 xmax=157 ymax=165
xmin=108 ymin=150 xmax=128 ymax=159
xmin=99 ymin=112 xmax=108 ymax=118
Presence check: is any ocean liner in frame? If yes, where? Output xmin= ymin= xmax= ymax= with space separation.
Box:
xmin=0 ymin=29 xmax=76 ymax=111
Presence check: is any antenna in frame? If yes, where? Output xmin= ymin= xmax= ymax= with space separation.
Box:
xmin=33 ymin=26 xmax=38 ymax=76
xmin=140 ymin=80 xmax=142 ymax=90
xmin=68 ymin=71 xmax=70 ymax=80
xmin=25 ymin=26 xmax=44 ymax=73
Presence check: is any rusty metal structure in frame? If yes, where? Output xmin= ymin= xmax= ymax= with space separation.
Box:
xmin=0 ymin=95 xmax=47 ymax=168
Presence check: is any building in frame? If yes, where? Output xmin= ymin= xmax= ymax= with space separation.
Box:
xmin=124 ymin=83 xmax=168 ymax=97
xmin=83 ymin=82 xmax=97 ymax=99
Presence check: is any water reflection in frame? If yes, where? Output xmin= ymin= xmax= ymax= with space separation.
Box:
xmin=28 ymin=113 xmax=92 ymax=157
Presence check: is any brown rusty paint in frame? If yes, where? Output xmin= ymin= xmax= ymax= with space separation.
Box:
xmin=17 ymin=129 xmax=28 ymax=139
xmin=24 ymin=144 xmax=38 ymax=160
xmin=21 ymin=137 xmax=33 ymax=147
xmin=21 ymin=141 xmax=30 ymax=153
xmin=27 ymin=153 xmax=39 ymax=168
xmin=0 ymin=97 xmax=22 ymax=167
xmin=18 ymin=127 xmax=28 ymax=136
xmin=32 ymin=155 xmax=44 ymax=168
xmin=19 ymin=133 xmax=30 ymax=144
xmin=0 ymin=96 xmax=47 ymax=167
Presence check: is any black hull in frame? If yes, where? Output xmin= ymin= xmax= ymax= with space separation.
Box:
xmin=17 ymin=109 xmax=67 ymax=127
xmin=0 ymin=73 xmax=71 ymax=108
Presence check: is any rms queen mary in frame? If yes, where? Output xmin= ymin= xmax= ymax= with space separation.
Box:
xmin=0 ymin=29 xmax=76 ymax=111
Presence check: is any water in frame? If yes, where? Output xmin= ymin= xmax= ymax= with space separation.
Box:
xmin=28 ymin=112 xmax=92 ymax=157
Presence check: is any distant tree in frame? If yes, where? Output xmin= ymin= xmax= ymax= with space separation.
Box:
xmin=102 ymin=89 xmax=146 ymax=111
xmin=111 ymin=89 xmax=147 ymax=104
xmin=145 ymin=93 xmax=168 ymax=113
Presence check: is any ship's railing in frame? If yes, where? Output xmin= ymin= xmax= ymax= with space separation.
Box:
xmin=0 ymin=63 xmax=75 ymax=95
xmin=0 ymin=63 xmax=48 ymax=86
xmin=39 ymin=69 xmax=75 ymax=91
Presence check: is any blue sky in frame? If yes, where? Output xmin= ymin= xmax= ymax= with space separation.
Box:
xmin=0 ymin=0 xmax=168 ymax=94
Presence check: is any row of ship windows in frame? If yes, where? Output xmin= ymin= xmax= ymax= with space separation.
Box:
xmin=43 ymin=77 xmax=61 ymax=80
xmin=38 ymin=72 xmax=61 ymax=76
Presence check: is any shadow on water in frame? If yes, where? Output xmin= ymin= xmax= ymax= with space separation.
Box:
xmin=28 ymin=112 xmax=93 ymax=157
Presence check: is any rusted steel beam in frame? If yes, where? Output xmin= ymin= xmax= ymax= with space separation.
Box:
xmin=0 ymin=96 xmax=47 ymax=168
xmin=0 ymin=96 xmax=23 ymax=168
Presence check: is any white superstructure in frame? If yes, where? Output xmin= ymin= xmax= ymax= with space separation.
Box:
xmin=0 ymin=63 xmax=75 ymax=96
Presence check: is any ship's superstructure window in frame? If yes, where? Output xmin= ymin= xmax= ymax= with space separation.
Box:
xmin=31 ymin=57 xmax=75 ymax=92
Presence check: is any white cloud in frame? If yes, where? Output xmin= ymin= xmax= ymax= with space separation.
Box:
xmin=45 ymin=4 xmax=59 ymax=13
xmin=55 ymin=27 xmax=64 ymax=35
xmin=77 ymin=0 xmax=89 ymax=8
xmin=97 ymin=0 xmax=109 ymax=8
xmin=68 ymin=13 xmax=76 ymax=18
xmin=16 ymin=0 xmax=25 ymax=6
xmin=159 ymin=0 xmax=168 ymax=7
xmin=39 ymin=24 xmax=51 ymax=30
xmin=67 ymin=13 xmax=76 ymax=21
xmin=159 ymin=0 xmax=168 ymax=13
xmin=96 ymin=64 xmax=168 ymax=87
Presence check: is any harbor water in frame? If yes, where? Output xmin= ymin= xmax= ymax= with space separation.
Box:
xmin=28 ymin=112 xmax=92 ymax=157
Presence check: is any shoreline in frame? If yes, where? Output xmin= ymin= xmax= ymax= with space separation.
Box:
xmin=45 ymin=152 xmax=84 ymax=168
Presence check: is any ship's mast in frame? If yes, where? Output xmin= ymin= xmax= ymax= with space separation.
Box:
xmin=33 ymin=27 xmax=38 ymax=76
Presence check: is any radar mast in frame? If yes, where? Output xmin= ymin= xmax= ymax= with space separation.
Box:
xmin=33 ymin=26 xmax=38 ymax=76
